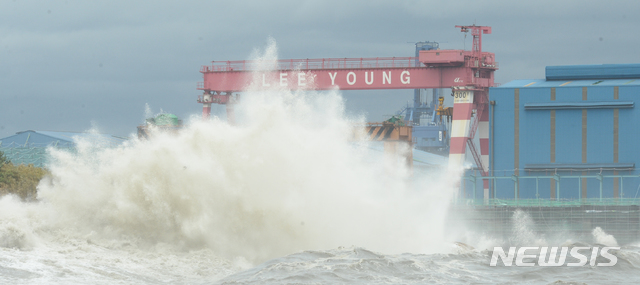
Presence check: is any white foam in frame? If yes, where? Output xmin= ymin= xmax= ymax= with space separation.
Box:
xmin=592 ymin=227 xmax=618 ymax=247
xmin=1 ymin=40 xmax=462 ymax=269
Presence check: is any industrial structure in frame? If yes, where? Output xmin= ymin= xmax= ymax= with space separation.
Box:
xmin=197 ymin=25 xmax=497 ymax=197
xmin=456 ymin=64 xmax=640 ymax=244
xmin=137 ymin=113 xmax=183 ymax=139
xmin=197 ymin=25 xmax=640 ymax=244
xmin=459 ymin=64 xmax=640 ymax=201
xmin=358 ymin=119 xmax=413 ymax=168
xmin=395 ymin=41 xmax=451 ymax=155
xmin=0 ymin=130 xmax=125 ymax=167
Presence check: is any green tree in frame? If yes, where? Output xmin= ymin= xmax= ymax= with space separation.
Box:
xmin=0 ymin=150 xmax=9 ymax=185
xmin=0 ymin=152 xmax=48 ymax=201
xmin=0 ymin=150 xmax=7 ymax=168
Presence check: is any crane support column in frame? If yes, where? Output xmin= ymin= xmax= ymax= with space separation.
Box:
xmin=225 ymin=92 xmax=236 ymax=125
xmin=449 ymin=88 xmax=474 ymax=168
xmin=201 ymin=92 xmax=212 ymax=120
xmin=198 ymin=91 xmax=235 ymax=122
xmin=479 ymin=101 xmax=490 ymax=202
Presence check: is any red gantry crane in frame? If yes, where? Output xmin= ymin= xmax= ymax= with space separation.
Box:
xmin=197 ymin=25 xmax=497 ymax=197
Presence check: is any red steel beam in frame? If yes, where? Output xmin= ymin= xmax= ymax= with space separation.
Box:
xmin=199 ymin=66 xmax=492 ymax=92
xmin=198 ymin=25 xmax=497 ymax=183
xmin=199 ymin=50 xmax=497 ymax=92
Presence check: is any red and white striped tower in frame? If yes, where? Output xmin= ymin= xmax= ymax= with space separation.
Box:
xmin=225 ymin=92 xmax=236 ymax=125
xmin=449 ymin=87 xmax=474 ymax=170
xmin=478 ymin=98 xmax=490 ymax=201
xmin=201 ymin=92 xmax=212 ymax=120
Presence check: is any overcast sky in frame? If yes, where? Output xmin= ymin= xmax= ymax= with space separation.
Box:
xmin=1 ymin=0 xmax=639 ymax=138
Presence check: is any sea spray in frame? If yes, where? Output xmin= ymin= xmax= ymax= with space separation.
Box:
xmin=23 ymin=40 xmax=463 ymax=264
xmin=509 ymin=209 xmax=547 ymax=247
xmin=593 ymin=227 xmax=619 ymax=247
xmin=0 ymin=195 xmax=39 ymax=250
xmin=1 ymin=40 xmax=637 ymax=284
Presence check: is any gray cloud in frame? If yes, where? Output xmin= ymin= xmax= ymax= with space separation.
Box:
xmin=1 ymin=0 xmax=639 ymax=138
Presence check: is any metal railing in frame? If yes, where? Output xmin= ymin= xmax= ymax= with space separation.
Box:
xmin=461 ymin=172 xmax=640 ymax=202
xmin=200 ymin=57 xmax=420 ymax=72
xmin=459 ymin=197 xmax=640 ymax=207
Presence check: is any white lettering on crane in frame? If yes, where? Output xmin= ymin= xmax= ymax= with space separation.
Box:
xmin=347 ymin=72 xmax=356 ymax=85
xmin=280 ymin=73 xmax=288 ymax=86
xmin=383 ymin=71 xmax=391 ymax=84
xmin=298 ymin=72 xmax=306 ymax=86
xmin=365 ymin=71 xmax=374 ymax=85
xmin=401 ymin=71 xmax=410 ymax=84
xmin=453 ymin=90 xmax=474 ymax=104
xmin=262 ymin=74 xmax=271 ymax=87
xmin=329 ymin=72 xmax=337 ymax=85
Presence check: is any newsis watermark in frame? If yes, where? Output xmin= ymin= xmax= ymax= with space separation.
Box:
xmin=489 ymin=247 xmax=619 ymax=267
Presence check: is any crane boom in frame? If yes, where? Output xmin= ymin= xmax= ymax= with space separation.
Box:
xmin=197 ymin=25 xmax=496 ymax=198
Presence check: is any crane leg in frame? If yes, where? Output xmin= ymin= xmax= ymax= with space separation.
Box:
xmin=226 ymin=103 xmax=235 ymax=125
xmin=479 ymin=106 xmax=490 ymax=202
xmin=448 ymin=89 xmax=474 ymax=169
xmin=202 ymin=92 xmax=212 ymax=120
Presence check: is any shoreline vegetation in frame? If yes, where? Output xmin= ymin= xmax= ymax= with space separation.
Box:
xmin=0 ymin=150 xmax=48 ymax=201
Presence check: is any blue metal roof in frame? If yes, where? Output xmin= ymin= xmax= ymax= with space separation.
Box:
xmin=546 ymin=64 xmax=640 ymax=80
xmin=33 ymin=131 xmax=125 ymax=146
xmin=496 ymin=78 xmax=640 ymax=89
xmin=0 ymin=130 xmax=126 ymax=167
xmin=496 ymin=64 xmax=640 ymax=88
xmin=0 ymin=130 xmax=126 ymax=148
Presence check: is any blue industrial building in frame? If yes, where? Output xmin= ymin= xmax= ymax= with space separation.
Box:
xmin=0 ymin=130 xmax=126 ymax=167
xmin=464 ymin=64 xmax=640 ymax=201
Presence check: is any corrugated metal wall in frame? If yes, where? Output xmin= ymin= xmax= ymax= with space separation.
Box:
xmin=486 ymin=84 xmax=640 ymax=200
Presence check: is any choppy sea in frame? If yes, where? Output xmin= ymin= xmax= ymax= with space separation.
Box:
xmin=2 ymin=43 xmax=639 ymax=284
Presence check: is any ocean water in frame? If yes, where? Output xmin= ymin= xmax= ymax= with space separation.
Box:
xmin=1 ymin=41 xmax=639 ymax=284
